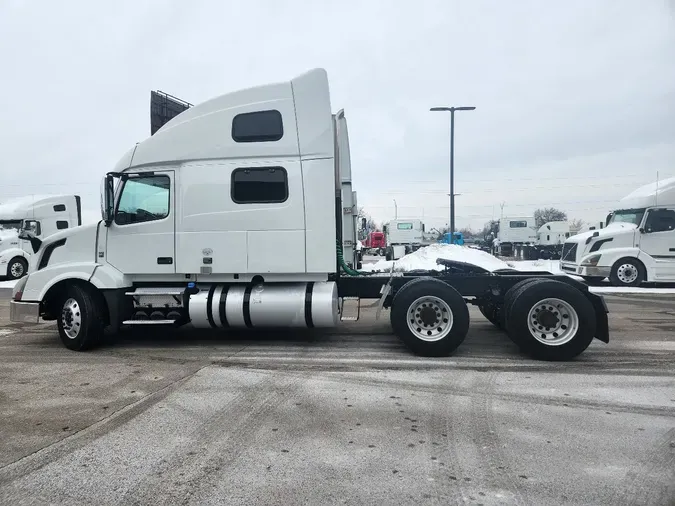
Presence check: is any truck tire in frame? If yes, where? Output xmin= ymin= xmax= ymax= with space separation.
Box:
xmin=478 ymin=303 xmax=502 ymax=328
xmin=390 ymin=277 xmax=469 ymax=357
xmin=609 ymin=258 xmax=645 ymax=287
xmin=56 ymin=284 xmax=105 ymax=351
xmin=8 ymin=257 xmax=28 ymax=280
xmin=506 ymin=279 xmax=596 ymax=361
xmin=501 ymin=278 xmax=549 ymax=332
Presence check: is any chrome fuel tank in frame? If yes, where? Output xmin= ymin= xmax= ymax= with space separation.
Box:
xmin=189 ymin=281 xmax=338 ymax=329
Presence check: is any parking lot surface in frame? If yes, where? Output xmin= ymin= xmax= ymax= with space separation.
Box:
xmin=0 ymin=290 xmax=673 ymax=505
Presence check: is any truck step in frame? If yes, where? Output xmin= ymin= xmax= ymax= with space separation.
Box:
xmin=340 ymin=296 xmax=361 ymax=322
xmin=125 ymin=287 xmax=185 ymax=296
xmin=122 ymin=319 xmax=177 ymax=325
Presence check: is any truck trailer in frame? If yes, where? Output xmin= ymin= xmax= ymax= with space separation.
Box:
xmin=383 ymin=219 xmax=426 ymax=260
xmin=0 ymin=195 xmax=82 ymax=279
xmin=10 ymin=69 xmax=609 ymax=360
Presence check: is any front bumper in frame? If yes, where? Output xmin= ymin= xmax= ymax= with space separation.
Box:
xmin=10 ymin=300 xmax=40 ymax=323
xmin=560 ymin=262 xmax=610 ymax=278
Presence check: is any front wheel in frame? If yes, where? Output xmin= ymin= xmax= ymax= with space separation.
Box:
xmin=56 ymin=284 xmax=106 ymax=351
xmin=506 ymin=280 xmax=596 ymax=361
xmin=7 ymin=257 xmax=28 ymax=280
xmin=609 ymin=258 xmax=645 ymax=287
xmin=390 ymin=277 xmax=469 ymax=357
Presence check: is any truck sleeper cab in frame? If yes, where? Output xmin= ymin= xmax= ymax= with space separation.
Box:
xmin=560 ymin=178 xmax=675 ymax=286
xmin=0 ymin=195 xmax=81 ymax=280
xmin=10 ymin=68 xmax=609 ymax=361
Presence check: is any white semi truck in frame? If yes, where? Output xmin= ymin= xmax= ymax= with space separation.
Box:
xmin=10 ymin=69 xmax=610 ymax=360
xmin=560 ymin=177 xmax=675 ymax=286
xmin=383 ymin=219 xmax=425 ymax=260
xmin=491 ymin=216 xmax=537 ymax=257
xmin=0 ymin=195 xmax=82 ymax=279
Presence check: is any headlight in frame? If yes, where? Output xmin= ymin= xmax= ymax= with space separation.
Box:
xmin=581 ymin=254 xmax=601 ymax=267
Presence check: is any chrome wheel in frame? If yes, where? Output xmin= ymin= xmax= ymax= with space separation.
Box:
xmin=61 ymin=298 xmax=82 ymax=339
xmin=406 ymin=296 xmax=453 ymax=342
xmin=616 ymin=263 xmax=638 ymax=284
xmin=527 ymin=298 xmax=579 ymax=346
xmin=10 ymin=261 xmax=24 ymax=278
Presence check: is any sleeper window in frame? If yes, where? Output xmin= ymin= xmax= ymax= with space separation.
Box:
xmin=232 ymin=110 xmax=283 ymax=143
xmin=231 ymin=167 xmax=288 ymax=204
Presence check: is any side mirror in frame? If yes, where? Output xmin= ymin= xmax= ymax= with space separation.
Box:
xmin=100 ymin=174 xmax=116 ymax=226
xmin=383 ymin=225 xmax=388 ymax=234
xmin=361 ymin=217 xmax=367 ymax=229
xmin=18 ymin=230 xmax=42 ymax=254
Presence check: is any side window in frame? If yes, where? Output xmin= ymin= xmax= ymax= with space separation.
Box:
xmin=397 ymin=223 xmax=413 ymax=230
xmin=24 ymin=220 xmax=41 ymax=236
xmin=56 ymin=221 xmax=69 ymax=230
xmin=53 ymin=204 xmax=66 ymax=212
xmin=115 ymin=175 xmax=171 ymax=225
xmin=510 ymin=220 xmax=528 ymax=228
xmin=232 ymin=110 xmax=283 ymax=143
xmin=644 ymin=209 xmax=675 ymax=233
xmin=231 ymin=167 xmax=288 ymax=204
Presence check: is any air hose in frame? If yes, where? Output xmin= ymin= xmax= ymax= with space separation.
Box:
xmin=336 ymin=239 xmax=363 ymax=276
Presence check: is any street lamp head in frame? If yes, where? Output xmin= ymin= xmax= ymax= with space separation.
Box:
xmin=430 ymin=106 xmax=476 ymax=112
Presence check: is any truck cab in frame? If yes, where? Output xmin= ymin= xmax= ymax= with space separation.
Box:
xmin=0 ymin=195 xmax=81 ymax=280
xmin=560 ymin=178 xmax=675 ymax=286
xmin=383 ymin=219 xmax=425 ymax=260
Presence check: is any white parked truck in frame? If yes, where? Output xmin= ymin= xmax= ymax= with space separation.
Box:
xmin=493 ymin=216 xmax=537 ymax=257
xmin=383 ymin=219 xmax=425 ymax=260
xmin=0 ymin=195 xmax=82 ymax=279
xmin=560 ymin=177 xmax=675 ymax=286
xmin=10 ymin=69 xmax=610 ymax=361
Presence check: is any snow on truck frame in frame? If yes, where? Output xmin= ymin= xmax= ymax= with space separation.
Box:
xmin=10 ymin=69 xmax=609 ymax=360
xmin=0 ymin=195 xmax=82 ymax=280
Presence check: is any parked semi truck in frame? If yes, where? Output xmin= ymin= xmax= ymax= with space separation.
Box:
xmin=491 ymin=216 xmax=537 ymax=257
xmin=516 ymin=221 xmax=571 ymax=260
xmin=383 ymin=219 xmax=426 ymax=260
xmin=0 ymin=195 xmax=81 ymax=279
xmin=10 ymin=69 xmax=609 ymax=360
xmin=362 ymin=231 xmax=386 ymax=256
xmin=561 ymin=177 xmax=675 ymax=286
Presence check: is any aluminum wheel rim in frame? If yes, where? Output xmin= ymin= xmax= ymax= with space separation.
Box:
xmin=61 ymin=298 xmax=82 ymax=339
xmin=406 ymin=295 xmax=453 ymax=342
xmin=617 ymin=263 xmax=638 ymax=284
xmin=10 ymin=261 xmax=24 ymax=278
xmin=527 ymin=298 xmax=579 ymax=346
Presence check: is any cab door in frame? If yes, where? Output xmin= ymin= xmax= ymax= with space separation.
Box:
xmin=106 ymin=171 xmax=175 ymax=274
xmin=638 ymin=208 xmax=675 ymax=280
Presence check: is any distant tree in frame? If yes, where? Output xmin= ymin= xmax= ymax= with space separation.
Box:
xmin=458 ymin=226 xmax=476 ymax=239
xmin=357 ymin=207 xmax=379 ymax=238
xmin=534 ymin=207 xmax=567 ymax=228
xmin=481 ymin=220 xmax=499 ymax=241
xmin=569 ymin=218 xmax=584 ymax=234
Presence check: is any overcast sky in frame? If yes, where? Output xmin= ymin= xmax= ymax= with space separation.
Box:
xmin=1 ymin=0 xmax=674 ymax=230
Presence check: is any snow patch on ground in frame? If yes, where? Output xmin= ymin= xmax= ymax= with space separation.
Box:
xmin=0 ymin=280 xmax=18 ymax=289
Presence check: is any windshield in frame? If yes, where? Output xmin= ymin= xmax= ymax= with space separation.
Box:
xmin=608 ymin=208 xmax=645 ymax=226
xmin=0 ymin=220 xmax=22 ymax=232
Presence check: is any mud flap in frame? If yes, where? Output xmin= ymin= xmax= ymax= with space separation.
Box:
xmin=587 ymin=292 xmax=609 ymax=343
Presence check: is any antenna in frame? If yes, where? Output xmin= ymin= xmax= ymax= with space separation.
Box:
xmin=500 ymin=201 xmax=506 ymax=220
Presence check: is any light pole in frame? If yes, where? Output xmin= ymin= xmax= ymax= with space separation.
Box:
xmin=430 ymin=106 xmax=476 ymax=243
xmin=393 ymin=199 xmax=398 ymax=219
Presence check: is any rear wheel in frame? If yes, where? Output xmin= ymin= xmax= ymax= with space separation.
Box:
xmin=56 ymin=284 xmax=106 ymax=351
xmin=390 ymin=277 xmax=469 ymax=357
xmin=8 ymin=257 xmax=28 ymax=280
xmin=507 ymin=280 xmax=596 ymax=361
xmin=501 ymin=278 xmax=549 ymax=331
xmin=478 ymin=303 xmax=502 ymax=328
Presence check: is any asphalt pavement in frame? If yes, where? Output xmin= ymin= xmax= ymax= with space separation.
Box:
xmin=0 ymin=291 xmax=673 ymax=506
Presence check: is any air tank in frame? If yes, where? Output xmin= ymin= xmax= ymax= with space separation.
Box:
xmin=189 ymin=281 xmax=338 ymax=329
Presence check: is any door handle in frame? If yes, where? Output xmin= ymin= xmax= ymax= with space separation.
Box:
xmin=157 ymin=257 xmax=173 ymax=265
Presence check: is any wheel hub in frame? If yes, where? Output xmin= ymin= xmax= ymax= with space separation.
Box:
xmin=10 ymin=262 xmax=24 ymax=278
xmin=527 ymin=298 xmax=579 ymax=346
xmin=61 ymin=298 xmax=82 ymax=339
xmin=617 ymin=264 xmax=637 ymax=284
xmin=407 ymin=296 xmax=454 ymax=342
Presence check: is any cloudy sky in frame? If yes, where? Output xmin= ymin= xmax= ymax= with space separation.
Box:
xmin=1 ymin=0 xmax=674 ymax=230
